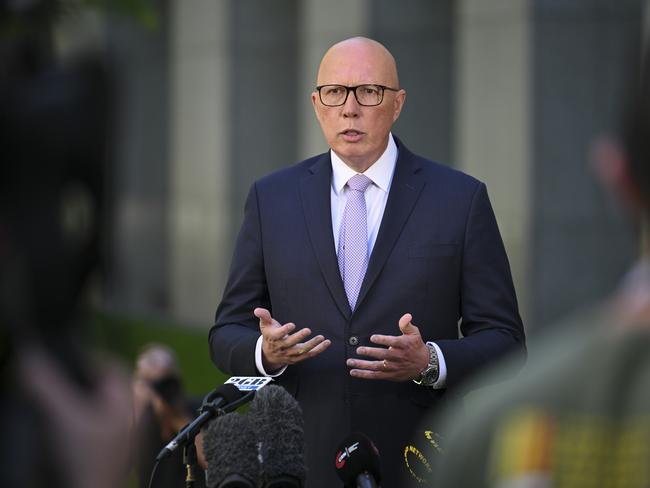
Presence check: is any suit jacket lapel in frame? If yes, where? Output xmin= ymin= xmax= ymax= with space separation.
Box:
xmin=355 ymin=143 xmax=425 ymax=312
xmin=300 ymin=153 xmax=352 ymax=320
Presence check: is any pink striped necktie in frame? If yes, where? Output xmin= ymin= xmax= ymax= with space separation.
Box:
xmin=338 ymin=174 xmax=373 ymax=310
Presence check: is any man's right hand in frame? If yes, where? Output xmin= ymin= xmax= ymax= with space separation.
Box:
xmin=254 ymin=307 xmax=331 ymax=372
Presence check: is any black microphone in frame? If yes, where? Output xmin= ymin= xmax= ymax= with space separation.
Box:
xmin=204 ymin=412 xmax=260 ymax=488
xmin=334 ymin=432 xmax=381 ymax=488
xmin=155 ymin=383 xmax=247 ymax=461
xmin=249 ymin=385 xmax=307 ymax=488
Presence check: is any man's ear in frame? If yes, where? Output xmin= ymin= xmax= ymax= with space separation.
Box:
xmin=591 ymin=136 xmax=643 ymax=211
xmin=392 ymin=89 xmax=406 ymax=123
xmin=311 ymin=92 xmax=321 ymax=121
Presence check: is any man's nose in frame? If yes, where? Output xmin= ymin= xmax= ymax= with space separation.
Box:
xmin=342 ymin=89 xmax=360 ymax=117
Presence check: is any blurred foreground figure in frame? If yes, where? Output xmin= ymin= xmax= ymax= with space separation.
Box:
xmin=133 ymin=344 xmax=205 ymax=488
xmin=0 ymin=10 xmax=131 ymax=488
xmin=426 ymin=44 xmax=650 ymax=488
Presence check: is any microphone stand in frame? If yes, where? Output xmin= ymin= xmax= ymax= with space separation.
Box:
xmin=178 ymin=398 xmax=222 ymax=488
xmin=170 ymin=390 xmax=255 ymax=488
xmin=183 ymin=442 xmax=197 ymax=488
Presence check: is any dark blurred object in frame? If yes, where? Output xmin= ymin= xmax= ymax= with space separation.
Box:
xmin=0 ymin=3 xmax=124 ymax=486
xmin=151 ymin=375 xmax=183 ymax=405
xmin=0 ymin=51 xmax=113 ymax=388
xmin=0 ymin=15 xmax=134 ymax=488
xmin=622 ymin=43 xmax=650 ymax=206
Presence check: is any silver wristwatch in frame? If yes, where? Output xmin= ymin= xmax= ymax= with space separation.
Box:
xmin=413 ymin=342 xmax=439 ymax=386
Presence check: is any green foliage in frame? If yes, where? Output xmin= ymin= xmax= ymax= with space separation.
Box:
xmin=0 ymin=0 xmax=160 ymax=37
xmin=92 ymin=313 xmax=228 ymax=396
xmin=71 ymin=0 xmax=160 ymax=29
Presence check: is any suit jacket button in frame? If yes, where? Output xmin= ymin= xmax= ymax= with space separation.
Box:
xmin=348 ymin=336 xmax=359 ymax=346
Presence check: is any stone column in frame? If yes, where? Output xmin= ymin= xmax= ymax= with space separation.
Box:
xmin=455 ymin=0 xmax=532 ymax=324
xmin=298 ymin=0 xmax=369 ymax=160
xmin=169 ymin=0 xmax=231 ymax=324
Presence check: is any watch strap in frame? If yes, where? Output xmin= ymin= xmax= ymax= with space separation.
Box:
xmin=413 ymin=342 xmax=439 ymax=386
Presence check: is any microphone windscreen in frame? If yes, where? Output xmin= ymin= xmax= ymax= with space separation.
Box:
xmin=334 ymin=432 xmax=381 ymax=487
xmin=203 ymin=412 xmax=260 ymax=488
xmin=249 ymin=384 xmax=307 ymax=487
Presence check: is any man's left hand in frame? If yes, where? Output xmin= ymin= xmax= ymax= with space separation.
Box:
xmin=346 ymin=313 xmax=430 ymax=382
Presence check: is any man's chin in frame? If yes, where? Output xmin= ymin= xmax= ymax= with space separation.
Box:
xmin=337 ymin=151 xmax=379 ymax=172
xmin=333 ymin=141 xmax=367 ymax=156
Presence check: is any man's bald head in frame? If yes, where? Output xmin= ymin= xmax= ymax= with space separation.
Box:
xmin=317 ymin=37 xmax=400 ymax=88
xmin=311 ymin=36 xmax=406 ymax=172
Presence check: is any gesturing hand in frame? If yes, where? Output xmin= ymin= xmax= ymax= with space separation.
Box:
xmin=346 ymin=313 xmax=430 ymax=382
xmin=255 ymin=307 xmax=331 ymax=373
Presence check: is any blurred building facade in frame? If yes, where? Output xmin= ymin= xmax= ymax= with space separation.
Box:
xmin=58 ymin=0 xmax=648 ymax=331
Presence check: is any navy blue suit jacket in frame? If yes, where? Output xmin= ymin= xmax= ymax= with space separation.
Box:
xmin=209 ymin=138 xmax=525 ymax=487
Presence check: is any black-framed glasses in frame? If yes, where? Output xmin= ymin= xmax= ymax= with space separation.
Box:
xmin=316 ymin=84 xmax=400 ymax=107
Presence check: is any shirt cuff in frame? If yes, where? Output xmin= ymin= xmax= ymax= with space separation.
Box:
xmin=255 ymin=335 xmax=287 ymax=377
xmin=428 ymin=341 xmax=447 ymax=389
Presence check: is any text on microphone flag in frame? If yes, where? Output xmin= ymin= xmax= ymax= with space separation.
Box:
xmin=225 ymin=376 xmax=273 ymax=391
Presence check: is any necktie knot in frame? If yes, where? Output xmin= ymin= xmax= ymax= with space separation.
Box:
xmin=347 ymin=174 xmax=372 ymax=193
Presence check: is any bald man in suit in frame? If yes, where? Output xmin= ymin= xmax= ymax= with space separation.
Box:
xmin=210 ymin=37 xmax=525 ymax=488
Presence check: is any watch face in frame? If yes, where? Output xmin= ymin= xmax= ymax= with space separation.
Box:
xmin=422 ymin=363 xmax=439 ymax=386
xmin=414 ymin=343 xmax=439 ymax=386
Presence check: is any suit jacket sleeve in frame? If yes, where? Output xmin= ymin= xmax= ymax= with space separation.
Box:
xmin=209 ymin=182 xmax=268 ymax=376
xmin=435 ymin=182 xmax=526 ymax=386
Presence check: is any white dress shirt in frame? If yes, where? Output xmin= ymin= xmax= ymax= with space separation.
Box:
xmin=255 ymin=133 xmax=447 ymax=388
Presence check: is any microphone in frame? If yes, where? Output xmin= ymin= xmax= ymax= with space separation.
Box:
xmin=249 ymin=385 xmax=307 ymax=488
xmin=334 ymin=432 xmax=381 ymax=488
xmin=155 ymin=383 xmax=246 ymax=461
xmin=203 ymin=412 xmax=260 ymax=488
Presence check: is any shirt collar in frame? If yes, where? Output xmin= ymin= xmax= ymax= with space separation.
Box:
xmin=331 ymin=133 xmax=398 ymax=195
